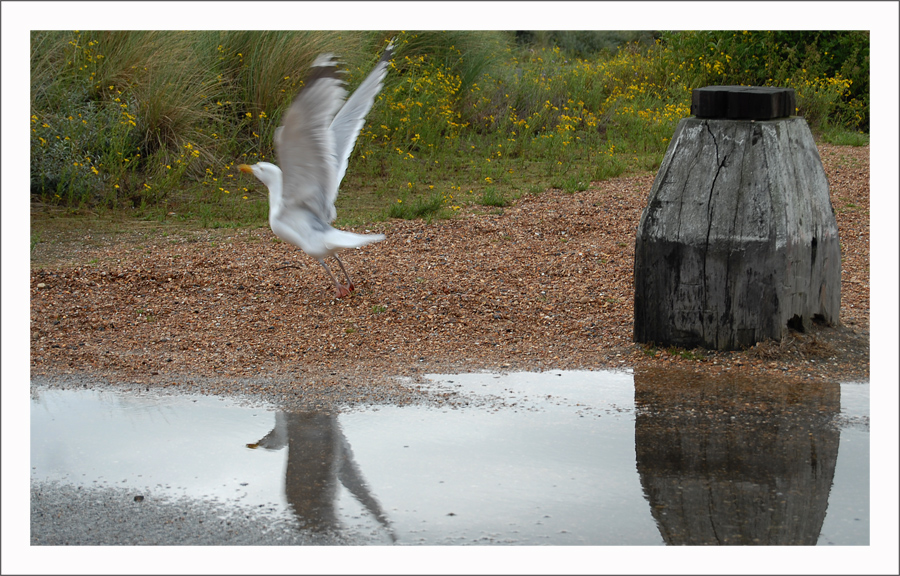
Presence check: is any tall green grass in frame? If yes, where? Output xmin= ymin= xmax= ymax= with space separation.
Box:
xmin=31 ymin=30 xmax=869 ymax=229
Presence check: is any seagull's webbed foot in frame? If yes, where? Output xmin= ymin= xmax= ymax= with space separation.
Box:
xmin=334 ymin=284 xmax=352 ymax=298
xmin=319 ymin=258 xmax=354 ymax=299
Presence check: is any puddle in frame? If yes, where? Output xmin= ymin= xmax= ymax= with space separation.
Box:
xmin=31 ymin=369 xmax=868 ymax=545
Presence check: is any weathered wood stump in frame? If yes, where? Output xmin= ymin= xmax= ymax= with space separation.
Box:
xmin=633 ymin=86 xmax=840 ymax=350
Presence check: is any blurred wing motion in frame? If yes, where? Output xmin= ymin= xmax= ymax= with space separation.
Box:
xmin=276 ymin=43 xmax=394 ymax=223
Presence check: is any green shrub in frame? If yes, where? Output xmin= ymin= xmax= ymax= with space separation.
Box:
xmin=657 ymin=30 xmax=869 ymax=131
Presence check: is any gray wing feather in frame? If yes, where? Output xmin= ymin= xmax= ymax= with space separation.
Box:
xmin=328 ymin=41 xmax=395 ymax=202
xmin=276 ymin=42 xmax=393 ymax=224
xmin=276 ymin=54 xmax=345 ymax=223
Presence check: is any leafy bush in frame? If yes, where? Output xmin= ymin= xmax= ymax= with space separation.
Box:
xmin=656 ymin=30 xmax=869 ymax=131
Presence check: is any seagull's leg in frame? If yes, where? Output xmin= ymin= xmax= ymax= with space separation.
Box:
xmin=333 ymin=255 xmax=356 ymax=292
xmin=317 ymin=259 xmax=352 ymax=298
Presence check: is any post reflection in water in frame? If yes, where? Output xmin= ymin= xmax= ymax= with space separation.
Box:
xmin=633 ymin=367 xmax=841 ymax=545
xmin=248 ymin=411 xmax=397 ymax=542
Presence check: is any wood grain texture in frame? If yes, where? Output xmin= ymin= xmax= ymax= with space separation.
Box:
xmin=634 ymin=117 xmax=841 ymax=350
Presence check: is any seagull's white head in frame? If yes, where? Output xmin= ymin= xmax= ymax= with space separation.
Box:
xmin=238 ymin=162 xmax=281 ymax=191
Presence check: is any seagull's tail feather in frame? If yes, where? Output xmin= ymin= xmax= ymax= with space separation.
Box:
xmin=323 ymin=228 xmax=386 ymax=251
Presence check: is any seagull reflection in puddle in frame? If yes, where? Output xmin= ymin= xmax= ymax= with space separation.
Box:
xmin=248 ymin=411 xmax=397 ymax=542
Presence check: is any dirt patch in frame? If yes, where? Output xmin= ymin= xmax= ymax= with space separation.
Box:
xmin=30 ymin=144 xmax=869 ymax=403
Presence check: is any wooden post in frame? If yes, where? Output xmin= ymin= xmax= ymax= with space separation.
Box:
xmin=633 ymin=87 xmax=841 ymax=350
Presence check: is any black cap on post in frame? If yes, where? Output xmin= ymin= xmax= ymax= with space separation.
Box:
xmin=691 ymin=86 xmax=797 ymax=120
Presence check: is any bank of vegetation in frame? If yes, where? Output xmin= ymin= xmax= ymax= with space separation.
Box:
xmin=30 ymin=30 xmax=869 ymax=228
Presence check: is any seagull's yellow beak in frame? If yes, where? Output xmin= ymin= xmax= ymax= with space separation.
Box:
xmin=238 ymin=164 xmax=253 ymax=174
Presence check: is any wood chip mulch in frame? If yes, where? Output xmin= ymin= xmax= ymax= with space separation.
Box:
xmin=30 ymin=143 xmax=869 ymax=404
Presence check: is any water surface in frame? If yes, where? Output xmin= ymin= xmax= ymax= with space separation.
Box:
xmin=31 ymin=369 xmax=868 ymax=545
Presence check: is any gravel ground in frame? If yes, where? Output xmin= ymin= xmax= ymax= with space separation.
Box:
xmin=29 ymin=143 xmax=870 ymax=407
xmin=30 ymin=480 xmax=353 ymax=546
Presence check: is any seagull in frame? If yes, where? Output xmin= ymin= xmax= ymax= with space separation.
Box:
xmin=239 ymin=40 xmax=394 ymax=298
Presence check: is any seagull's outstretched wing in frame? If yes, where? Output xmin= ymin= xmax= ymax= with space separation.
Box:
xmin=276 ymin=54 xmax=346 ymax=223
xmin=328 ymin=40 xmax=395 ymax=202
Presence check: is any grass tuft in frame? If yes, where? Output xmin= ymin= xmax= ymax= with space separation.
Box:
xmin=479 ymin=187 xmax=509 ymax=207
xmin=386 ymin=191 xmax=446 ymax=221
